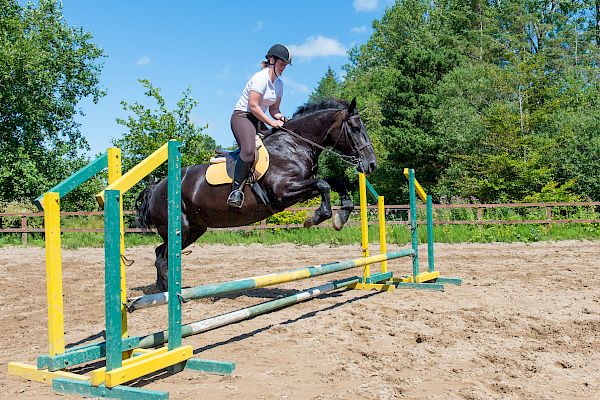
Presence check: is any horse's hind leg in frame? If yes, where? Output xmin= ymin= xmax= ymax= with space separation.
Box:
xmin=154 ymin=241 xmax=168 ymax=292
xmin=182 ymin=225 xmax=207 ymax=249
xmin=154 ymin=216 xmax=207 ymax=292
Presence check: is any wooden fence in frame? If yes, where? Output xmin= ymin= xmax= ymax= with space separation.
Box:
xmin=1 ymin=202 xmax=599 ymax=245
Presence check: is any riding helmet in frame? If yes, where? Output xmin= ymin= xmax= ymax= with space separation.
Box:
xmin=266 ymin=44 xmax=293 ymax=65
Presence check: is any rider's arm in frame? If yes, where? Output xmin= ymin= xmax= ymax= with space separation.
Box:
xmin=269 ymin=97 xmax=286 ymax=121
xmin=249 ymin=91 xmax=283 ymax=128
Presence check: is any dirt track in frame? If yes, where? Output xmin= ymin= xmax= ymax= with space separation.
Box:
xmin=1 ymin=240 xmax=599 ymax=399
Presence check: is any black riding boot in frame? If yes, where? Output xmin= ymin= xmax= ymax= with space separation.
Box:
xmin=227 ymin=158 xmax=252 ymax=208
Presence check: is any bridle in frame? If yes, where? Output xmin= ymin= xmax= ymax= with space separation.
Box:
xmin=278 ymin=109 xmax=372 ymax=170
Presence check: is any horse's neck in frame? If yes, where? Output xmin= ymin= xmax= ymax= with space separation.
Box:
xmin=285 ymin=109 xmax=336 ymax=145
xmin=263 ymin=109 xmax=338 ymax=169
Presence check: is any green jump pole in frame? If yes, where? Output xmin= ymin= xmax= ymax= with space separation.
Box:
xmin=426 ymin=194 xmax=434 ymax=273
xmin=127 ymin=250 xmax=415 ymax=312
xmin=408 ymin=169 xmax=419 ymax=280
xmin=137 ymin=276 xmax=361 ymax=349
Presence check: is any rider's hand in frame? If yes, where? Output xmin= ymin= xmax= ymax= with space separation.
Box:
xmin=270 ymin=119 xmax=285 ymax=129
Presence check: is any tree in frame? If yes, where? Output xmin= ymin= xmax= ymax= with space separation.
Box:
xmin=336 ymin=0 xmax=599 ymax=203
xmin=0 ymin=0 xmax=105 ymax=205
xmin=342 ymin=0 xmax=469 ymax=202
xmin=112 ymin=79 xmax=216 ymax=207
xmin=308 ymin=66 xmax=341 ymax=102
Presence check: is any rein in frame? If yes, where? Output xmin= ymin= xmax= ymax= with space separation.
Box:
xmin=278 ymin=110 xmax=371 ymax=169
xmin=279 ymin=126 xmax=359 ymax=167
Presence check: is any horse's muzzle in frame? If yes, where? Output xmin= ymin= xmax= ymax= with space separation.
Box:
xmin=358 ymin=159 xmax=377 ymax=175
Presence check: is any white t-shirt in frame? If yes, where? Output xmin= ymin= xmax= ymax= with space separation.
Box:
xmin=234 ymin=68 xmax=283 ymax=114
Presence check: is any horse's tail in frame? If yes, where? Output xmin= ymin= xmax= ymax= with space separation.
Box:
xmin=135 ymin=185 xmax=156 ymax=229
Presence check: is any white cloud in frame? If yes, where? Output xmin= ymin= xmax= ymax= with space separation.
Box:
xmin=350 ymin=25 xmax=368 ymax=34
xmin=136 ymin=56 xmax=151 ymax=66
xmin=288 ymin=36 xmax=347 ymax=60
xmin=280 ymin=76 xmax=309 ymax=95
xmin=253 ymin=21 xmax=264 ymax=31
xmin=353 ymin=0 xmax=378 ymax=12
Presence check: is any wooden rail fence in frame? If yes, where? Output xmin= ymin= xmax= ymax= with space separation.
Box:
xmin=2 ymin=202 xmax=599 ymax=245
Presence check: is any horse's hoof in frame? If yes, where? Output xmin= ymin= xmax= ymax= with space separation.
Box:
xmin=332 ymin=213 xmax=344 ymax=231
xmin=303 ymin=217 xmax=314 ymax=228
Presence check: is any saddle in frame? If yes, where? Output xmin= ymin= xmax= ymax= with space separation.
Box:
xmin=206 ymin=136 xmax=270 ymax=186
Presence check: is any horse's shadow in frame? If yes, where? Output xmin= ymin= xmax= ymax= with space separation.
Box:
xmin=65 ymin=331 xmax=105 ymax=350
xmin=132 ymin=284 xmax=162 ymax=295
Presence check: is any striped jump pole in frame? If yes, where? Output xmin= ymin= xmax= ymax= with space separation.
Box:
xmin=136 ymin=276 xmax=362 ymax=349
xmin=126 ymin=250 xmax=414 ymax=312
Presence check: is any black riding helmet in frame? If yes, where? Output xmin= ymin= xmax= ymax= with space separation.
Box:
xmin=266 ymin=44 xmax=293 ymax=65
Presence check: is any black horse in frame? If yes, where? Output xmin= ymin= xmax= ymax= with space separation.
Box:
xmin=136 ymin=98 xmax=377 ymax=291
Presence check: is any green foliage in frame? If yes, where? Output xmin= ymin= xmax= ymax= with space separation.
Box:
xmin=308 ymin=66 xmax=342 ymax=102
xmin=0 ymin=200 xmax=41 ymax=229
xmin=337 ymin=0 xmax=599 ymax=203
xmin=521 ymin=180 xmax=584 ymax=203
xmin=0 ymin=0 xmax=105 ymax=206
xmin=266 ymin=210 xmax=308 ymax=225
xmin=266 ymin=197 xmax=322 ymax=225
xmin=112 ymin=79 xmax=216 ymax=207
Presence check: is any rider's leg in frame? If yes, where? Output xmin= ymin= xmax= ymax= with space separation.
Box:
xmin=228 ymin=111 xmax=257 ymax=207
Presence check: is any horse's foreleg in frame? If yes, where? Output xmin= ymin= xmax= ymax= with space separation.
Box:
xmin=303 ymin=178 xmax=333 ymax=228
xmin=325 ymin=177 xmax=354 ymax=231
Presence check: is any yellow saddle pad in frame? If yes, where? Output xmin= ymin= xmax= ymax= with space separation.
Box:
xmin=206 ymin=137 xmax=270 ymax=185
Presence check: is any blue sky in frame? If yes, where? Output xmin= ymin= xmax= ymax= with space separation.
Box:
xmin=55 ymin=1 xmax=390 ymax=155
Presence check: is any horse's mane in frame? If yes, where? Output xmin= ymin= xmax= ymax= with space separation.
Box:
xmin=292 ymin=98 xmax=350 ymax=118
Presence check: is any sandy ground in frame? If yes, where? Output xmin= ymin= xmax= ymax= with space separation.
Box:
xmin=1 ymin=240 xmax=599 ymax=399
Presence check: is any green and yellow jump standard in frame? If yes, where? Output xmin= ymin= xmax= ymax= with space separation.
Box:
xmin=386 ymin=168 xmax=462 ymax=289
xmin=9 ymin=148 xmax=130 ymax=381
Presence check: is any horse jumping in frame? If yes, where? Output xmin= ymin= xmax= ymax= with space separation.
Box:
xmin=136 ymin=98 xmax=377 ymax=291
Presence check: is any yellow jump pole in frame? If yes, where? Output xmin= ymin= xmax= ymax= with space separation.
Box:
xmin=44 ymin=192 xmax=65 ymax=356
xmin=378 ymin=195 xmax=387 ymax=274
xmin=359 ymin=173 xmax=370 ymax=280
xmin=107 ymin=148 xmax=128 ymax=340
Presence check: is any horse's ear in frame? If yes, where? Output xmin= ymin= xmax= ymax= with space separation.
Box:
xmin=348 ymin=97 xmax=357 ymax=114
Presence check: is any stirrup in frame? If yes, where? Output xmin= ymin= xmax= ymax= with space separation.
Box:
xmin=227 ymin=189 xmax=244 ymax=208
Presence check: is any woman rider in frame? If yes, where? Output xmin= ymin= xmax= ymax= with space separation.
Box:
xmin=227 ymin=44 xmax=292 ymax=207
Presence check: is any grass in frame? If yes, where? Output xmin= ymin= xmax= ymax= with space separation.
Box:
xmin=2 ymin=223 xmax=599 ymax=249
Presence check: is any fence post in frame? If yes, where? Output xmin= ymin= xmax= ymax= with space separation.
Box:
xmin=477 ymin=207 xmax=484 ymax=225
xmin=21 ymin=216 xmax=27 ymax=245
